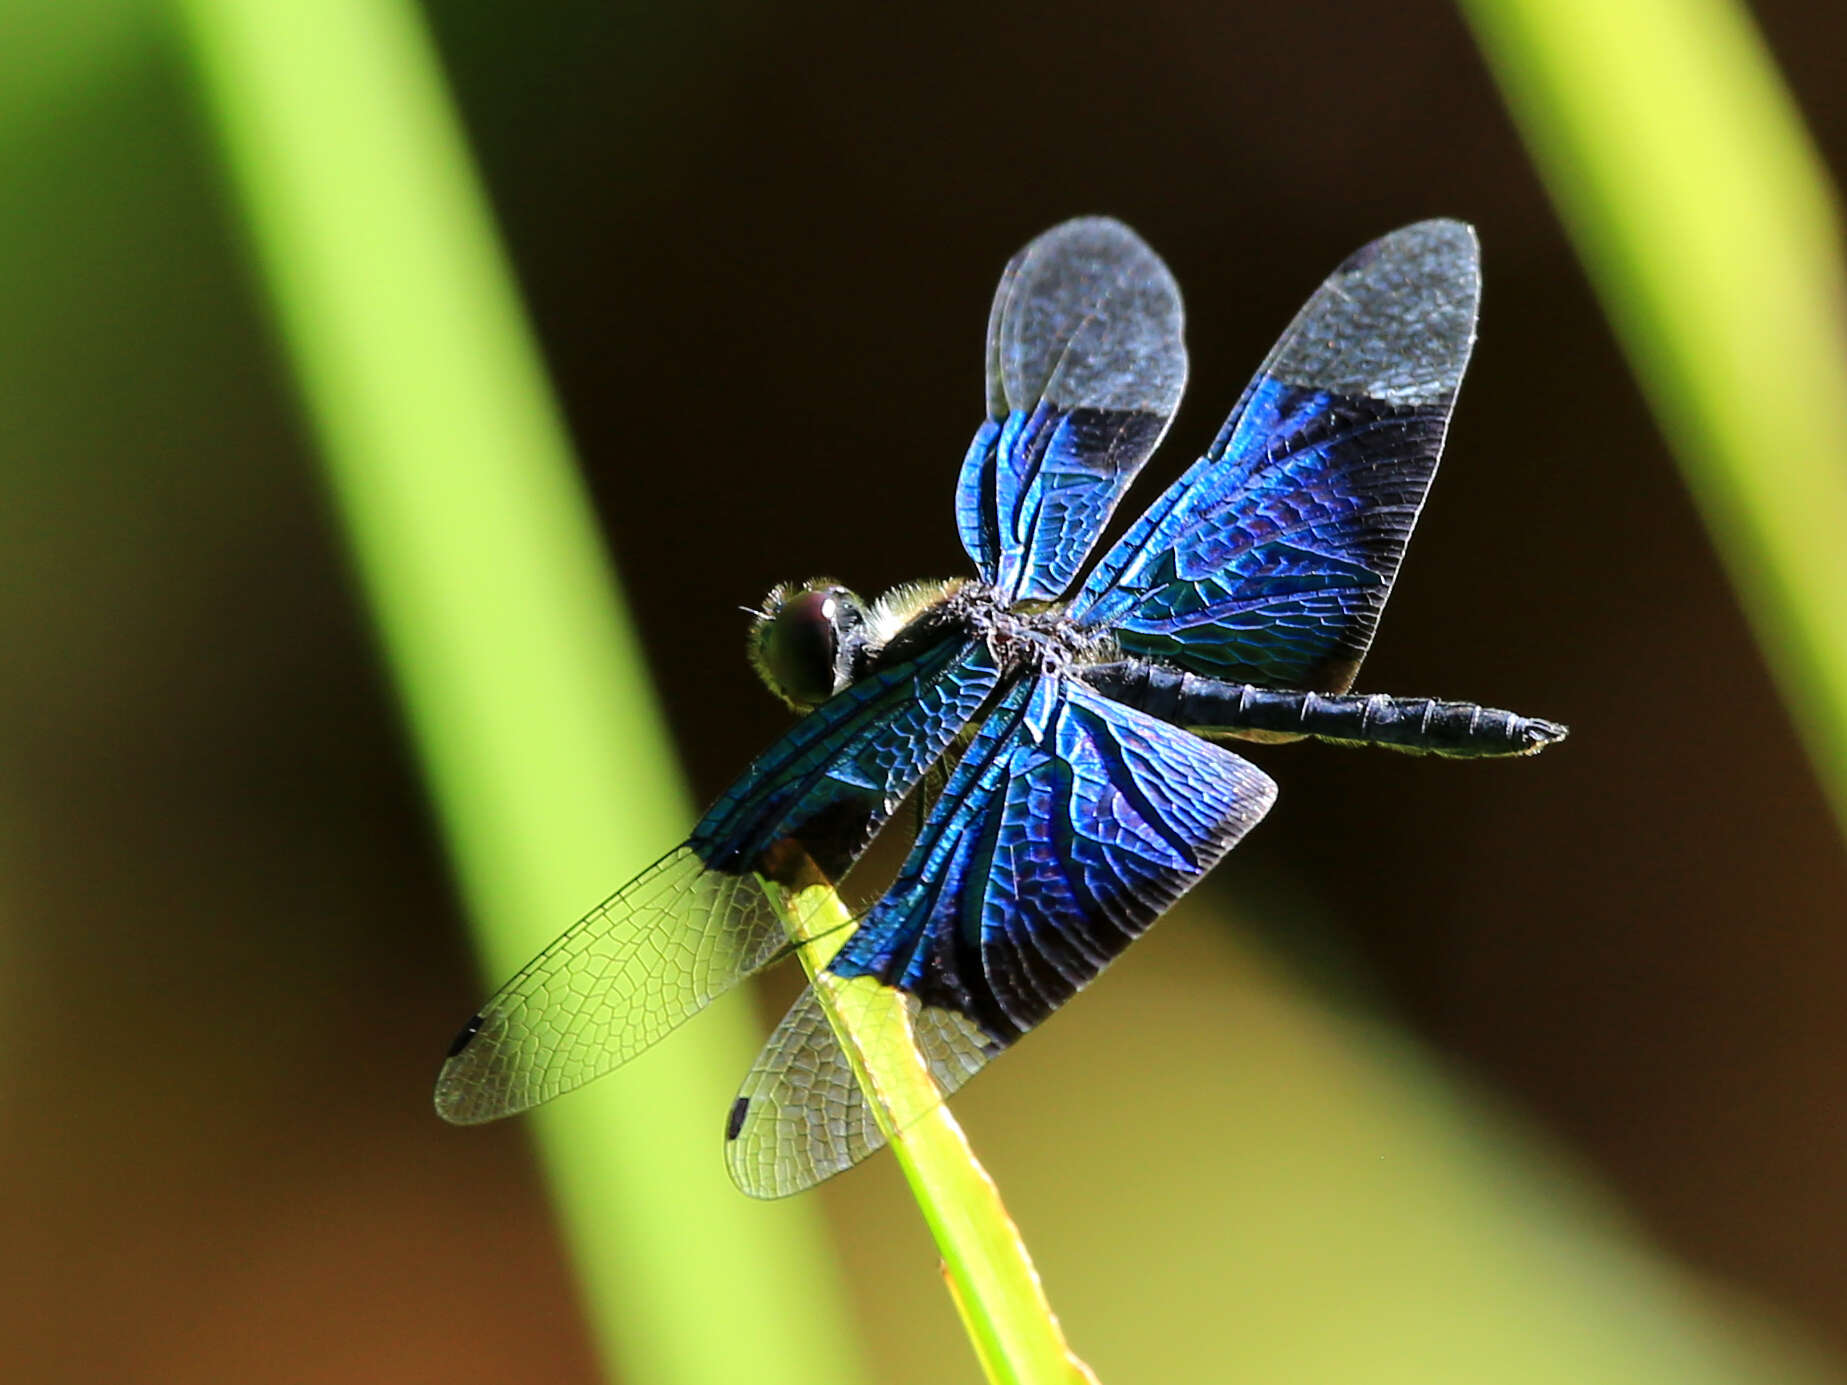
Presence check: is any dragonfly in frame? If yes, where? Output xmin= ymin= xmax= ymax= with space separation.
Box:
xmin=436 ymin=217 xmax=1566 ymax=1197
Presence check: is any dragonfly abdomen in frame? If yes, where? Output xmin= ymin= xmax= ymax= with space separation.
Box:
xmin=1081 ymin=661 xmax=1566 ymax=758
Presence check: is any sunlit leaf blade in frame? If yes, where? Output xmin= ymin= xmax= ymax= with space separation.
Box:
xmin=1461 ymin=0 xmax=1847 ymax=838
xmin=172 ymin=1 xmax=872 ymax=1381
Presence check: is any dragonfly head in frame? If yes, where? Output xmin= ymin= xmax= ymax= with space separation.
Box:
xmin=747 ymin=579 xmax=870 ymax=712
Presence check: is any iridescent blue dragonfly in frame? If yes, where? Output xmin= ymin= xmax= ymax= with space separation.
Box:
xmin=436 ymin=218 xmax=1565 ymax=1196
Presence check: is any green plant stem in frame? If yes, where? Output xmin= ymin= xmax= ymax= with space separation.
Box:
xmin=172 ymin=1 xmax=869 ymax=1382
xmin=1460 ymin=0 xmax=1847 ymax=837
xmin=776 ymin=877 xmax=1097 ymax=1385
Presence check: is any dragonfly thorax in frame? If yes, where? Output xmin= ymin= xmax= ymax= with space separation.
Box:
xmin=751 ymin=576 xmax=1110 ymax=713
xmin=869 ymin=580 xmax=1113 ymax=680
xmin=956 ymin=583 xmax=1111 ymax=676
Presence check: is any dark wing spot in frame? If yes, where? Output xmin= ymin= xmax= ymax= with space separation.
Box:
xmin=726 ymin=1097 xmax=750 ymax=1142
xmin=445 ymin=1014 xmax=484 ymax=1059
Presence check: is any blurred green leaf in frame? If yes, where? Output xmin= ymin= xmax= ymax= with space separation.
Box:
xmin=1461 ymin=0 xmax=1847 ymax=837
xmin=171 ymin=0 xmax=871 ymax=1381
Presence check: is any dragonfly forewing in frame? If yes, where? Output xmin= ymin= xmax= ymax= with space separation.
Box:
xmin=437 ymin=639 xmax=1002 ymax=1124
xmin=436 ymin=845 xmax=804 ymax=1123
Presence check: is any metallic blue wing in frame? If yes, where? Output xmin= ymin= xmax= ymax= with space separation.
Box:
xmin=833 ymin=673 xmax=1278 ymax=1046
xmin=957 ymin=218 xmax=1187 ymax=605
xmin=689 ymin=637 xmax=1000 ymax=880
xmin=725 ymin=674 xmax=1275 ymax=1195
xmin=434 ymin=637 xmax=999 ymax=1124
xmin=1070 ymin=220 xmax=1480 ymax=691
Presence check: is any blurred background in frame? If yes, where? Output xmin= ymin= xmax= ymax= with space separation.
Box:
xmin=5 ymin=0 xmax=1847 ymax=1381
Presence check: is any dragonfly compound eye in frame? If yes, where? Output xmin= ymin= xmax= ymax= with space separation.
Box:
xmin=750 ymin=582 xmax=866 ymax=711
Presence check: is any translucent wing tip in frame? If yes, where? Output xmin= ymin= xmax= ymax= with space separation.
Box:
xmin=1021 ymin=213 xmax=1150 ymax=252
xmin=1266 ymin=216 xmax=1482 ymax=408
xmin=432 ymin=1008 xmax=524 ymax=1125
xmin=428 ymin=843 xmax=806 ymax=1130
xmin=1337 ymin=218 xmax=1478 ymax=281
xmin=1366 ymin=215 xmax=1475 ymax=248
xmin=445 ymin=1013 xmax=484 ymax=1059
xmin=991 ymin=214 xmax=1186 ymax=418
xmin=724 ymin=981 xmax=1001 ymax=1199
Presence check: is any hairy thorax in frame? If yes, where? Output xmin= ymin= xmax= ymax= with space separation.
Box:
xmin=868 ymin=581 xmax=1117 ymax=683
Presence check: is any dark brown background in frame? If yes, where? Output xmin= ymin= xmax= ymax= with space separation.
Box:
xmin=5 ymin=0 xmax=1845 ymax=1379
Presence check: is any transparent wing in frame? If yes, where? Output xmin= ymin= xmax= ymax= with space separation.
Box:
xmin=435 ymin=638 xmax=1000 ymax=1124
xmin=724 ymin=675 xmax=1277 ymax=1192
xmin=1072 ymin=220 xmax=1480 ymax=691
xmin=436 ymin=847 xmax=797 ymax=1123
xmin=956 ymin=217 xmax=1187 ymax=604
xmin=723 ymin=983 xmax=994 ymax=1198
